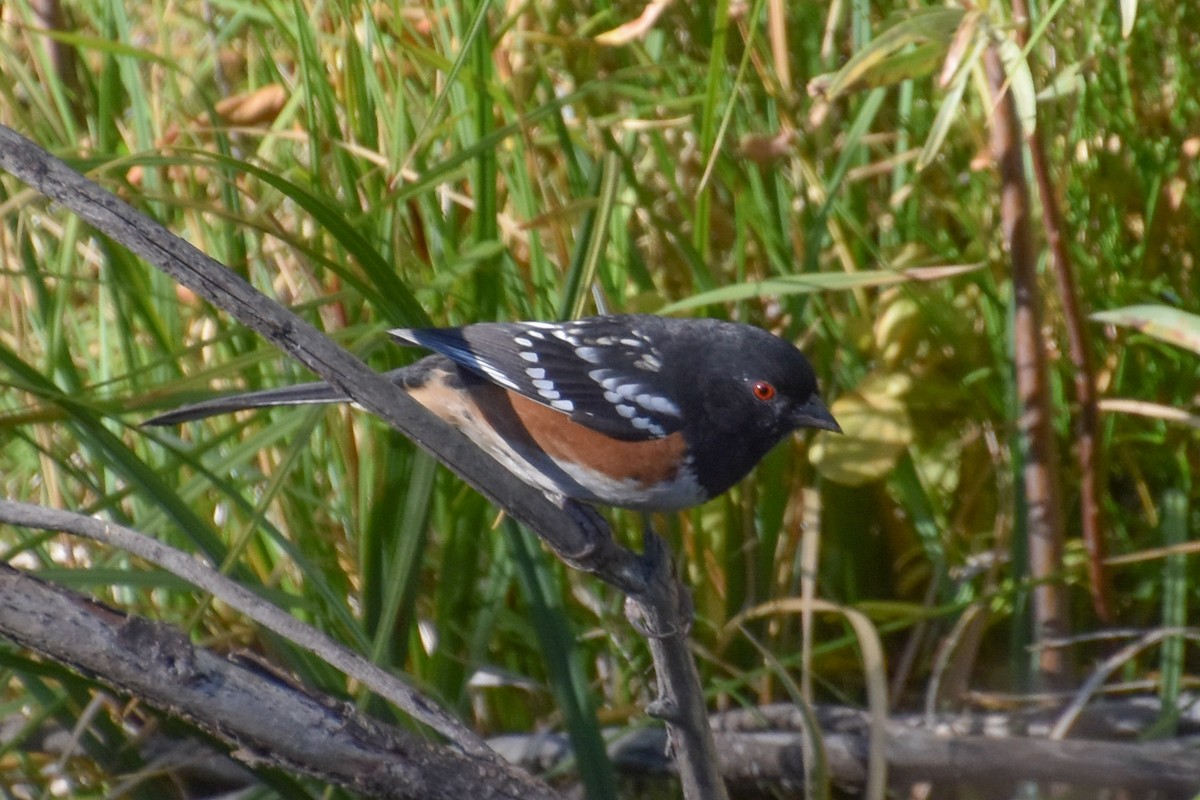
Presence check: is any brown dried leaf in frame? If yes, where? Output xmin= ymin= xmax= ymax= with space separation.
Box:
xmin=739 ymin=130 xmax=796 ymax=164
xmin=214 ymin=84 xmax=288 ymax=127
xmin=595 ymin=0 xmax=674 ymax=46
xmin=939 ymin=10 xmax=981 ymax=88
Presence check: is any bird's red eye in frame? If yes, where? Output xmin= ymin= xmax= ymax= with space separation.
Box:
xmin=752 ymin=381 xmax=776 ymax=401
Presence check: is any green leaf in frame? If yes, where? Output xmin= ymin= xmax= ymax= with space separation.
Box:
xmin=1091 ymin=304 xmax=1200 ymax=356
xmin=809 ymin=8 xmax=966 ymax=100
xmin=1159 ymin=489 xmax=1187 ymax=726
xmin=998 ymin=37 xmax=1038 ymax=136
xmin=1037 ymin=62 xmax=1086 ymax=101
xmin=659 ymin=264 xmax=983 ymax=313
xmin=918 ymin=36 xmax=979 ymax=170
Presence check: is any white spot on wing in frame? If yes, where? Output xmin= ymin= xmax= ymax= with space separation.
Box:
xmin=636 ymin=393 xmax=680 ymax=416
xmin=575 ymin=346 xmax=602 ymax=364
xmin=478 ymin=362 xmax=518 ymax=389
xmin=588 ymin=367 xmax=674 ymax=431
xmin=550 ymin=399 xmax=575 ymax=411
xmin=520 ymin=351 xmax=539 ymax=363
xmin=526 ymin=367 xmax=546 ymax=379
xmin=514 ymin=336 xmax=533 ymax=347
xmin=531 ymin=378 xmax=560 ymax=400
xmin=601 ymin=378 xmax=645 ymax=401
xmin=635 ymin=353 xmax=662 ymax=372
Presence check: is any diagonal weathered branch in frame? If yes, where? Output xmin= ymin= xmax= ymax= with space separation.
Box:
xmin=0 ymin=126 xmax=644 ymax=595
xmin=0 ymin=125 xmax=730 ymax=799
xmin=0 ymin=500 xmax=492 ymax=758
xmin=0 ymin=559 xmax=557 ymax=800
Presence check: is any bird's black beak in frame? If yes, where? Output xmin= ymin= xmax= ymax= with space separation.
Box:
xmin=791 ymin=394 xmax=841 ymax=434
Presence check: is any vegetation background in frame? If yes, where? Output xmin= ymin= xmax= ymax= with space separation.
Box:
xmin=0 ymin=0 xmax=1197 ymax=796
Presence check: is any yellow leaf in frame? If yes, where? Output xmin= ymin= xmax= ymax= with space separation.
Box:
xmin=810 ymin=380 xmax=913 ymax=487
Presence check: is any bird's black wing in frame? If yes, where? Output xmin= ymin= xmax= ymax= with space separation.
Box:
xmin=390 ymin=317 xmax=684 ymax=441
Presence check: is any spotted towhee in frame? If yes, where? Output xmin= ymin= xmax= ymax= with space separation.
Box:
xmin=146 ymin=314 xmax=840 ymax=511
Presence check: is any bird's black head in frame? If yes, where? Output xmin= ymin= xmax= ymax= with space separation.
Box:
xmin=654 ymin=317 xmax=839 ymax=498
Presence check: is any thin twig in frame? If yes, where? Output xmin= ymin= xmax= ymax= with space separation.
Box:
xmin=626 ymin=531 xmax=730 ymax=800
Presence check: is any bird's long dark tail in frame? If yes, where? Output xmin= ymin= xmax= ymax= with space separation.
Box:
xmin=142 ymin=367 xmax=412 ymax=426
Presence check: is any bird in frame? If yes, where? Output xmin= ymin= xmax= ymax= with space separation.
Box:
xmin=145 ymin=314 xmax=840 ymax=512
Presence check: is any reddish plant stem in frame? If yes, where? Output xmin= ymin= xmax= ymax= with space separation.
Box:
xmin=1010 ymin=0 xmax=1112 ymax=623
xmin=985 ymin=46 xmax=1072 ymax=687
